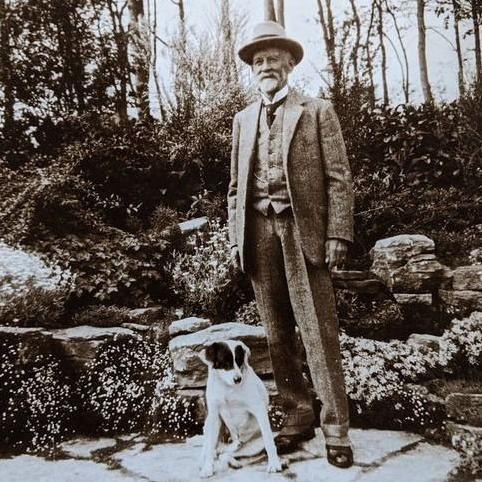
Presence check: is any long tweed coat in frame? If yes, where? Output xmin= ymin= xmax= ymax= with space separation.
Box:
xmin=228 ymin=88 xmax=354 ymax=272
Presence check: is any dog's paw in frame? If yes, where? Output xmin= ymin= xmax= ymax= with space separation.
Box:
xmin=200 ymin=463 xmax=214 ymax=478
xmin=266 ymin=457 xmax=283 ymax=473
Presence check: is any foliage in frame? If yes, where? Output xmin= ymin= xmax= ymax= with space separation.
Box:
xmin=168 ymin=219 xmax=247 ymax=319
xmin=0 ymin=339 xmax=75 ymax=453
xmin=234 ymin=300 xmax=261 ymax=326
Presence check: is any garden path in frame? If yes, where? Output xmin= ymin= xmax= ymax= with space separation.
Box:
xmin=0 ymin=428 xmax=463 ymax=482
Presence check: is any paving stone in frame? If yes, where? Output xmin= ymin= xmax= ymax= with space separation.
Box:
xmin=60 ymin=437 xmax=117 ymax=458
xmin=0 ymin=455 xmax=143 ymax=482
xmin=355 ymin=442 xmax=459 ymax=482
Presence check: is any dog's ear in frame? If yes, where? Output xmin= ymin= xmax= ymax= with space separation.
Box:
xmin=199 ymin=342 xmax=218 ymax=366
xmin=235 ymin=341 xmax=251 ymax=367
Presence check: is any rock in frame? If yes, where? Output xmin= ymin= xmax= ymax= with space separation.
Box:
xmin=51 ymin=326 xmax=140 ymax=374
xmin=169 ymin=317 xmax=212 ymax=337
xmin=394 ymin=293 xmax=433 ymax=305
xmin=407 ymin=333 xmax=441 ymax=351
xmin=452 ymin=265 xmax=482 ymax=291
xmin=178 ymin=217 xmax=209 ymax=236
xmin=127 ymin=307 xmax=164 ymax=322
xmin=446 ymin=393 xmax=482 ymax=426
xmin=439 ymin=289 xmax=482 ymax=312
xmin=168 ymin=322 xmax=271 ymax=388
xmin=0 ymin=326 xmax=53 ymax=365
xmin=332 ymin=270 xmax=387 ymax=295
xmin=370 ymin=236 xmax=450 ymax=293
xmin=121 ymin=322 xmax=150 ymax=334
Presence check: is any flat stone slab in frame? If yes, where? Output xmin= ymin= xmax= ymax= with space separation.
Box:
xmin=452 ymin=265 xmax=482 ymax=291
xmin=60 ymin=436 xmax=117 ymax=458
xmin=440 ymin=289 xmax=482 ymax=311
xmin=179 ymin=217 xmax=209 ymax=235
xmin=394 ymin=293 xmax=433 ymax=305
xmin=0 ymin=455 xmax=144 ymax=482
xmin=169 ymin=317 xmax=212 ymax=337
xmin=355 ymin=442 xmax=459 ymax=482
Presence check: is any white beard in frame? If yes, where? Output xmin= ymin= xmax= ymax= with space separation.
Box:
xmin=259 ymin=77 xmax=280 ymax=96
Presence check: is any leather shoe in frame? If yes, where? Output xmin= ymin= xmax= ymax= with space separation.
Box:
xmin=326 ymin=444 xmax=354 ymax=468
xmin=274 ymin=427 xmax=316 ymax=454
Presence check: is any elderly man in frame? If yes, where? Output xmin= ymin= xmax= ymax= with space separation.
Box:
xmin=227 ymin=21 xmax=354 ymax=468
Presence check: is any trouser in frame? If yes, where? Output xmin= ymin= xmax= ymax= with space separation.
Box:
xmin=245 ymin=205 xmax=351 ymax=447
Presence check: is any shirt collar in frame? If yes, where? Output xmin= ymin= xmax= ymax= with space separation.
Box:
xmin=259 ymin=84 xmax=289 ymax=106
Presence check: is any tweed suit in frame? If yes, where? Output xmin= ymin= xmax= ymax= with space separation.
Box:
xmin=227 ymin=88 xmax=354 ymax=446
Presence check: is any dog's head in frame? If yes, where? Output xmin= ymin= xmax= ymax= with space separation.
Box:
xmin=199 ymin=340 xmax=251 ymax=387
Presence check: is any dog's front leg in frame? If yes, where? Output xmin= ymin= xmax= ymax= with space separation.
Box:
xmin=253 ymin=407 xmax=282 ymax=473
xmin=200 ymin=408 xmax=221 ymax=478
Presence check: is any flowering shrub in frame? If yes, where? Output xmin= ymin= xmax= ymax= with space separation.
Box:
xmin=0 ymin=340 xmax=75 ymax=453
xmin=234 ymin=300 xmax=261 ymax=326
xmin=340 ymin=333 xmax=437 ymax=407
xmin=439 ymin=312 xmax=482 ymax=372
xmin=168 ymin=219 xmax=246 ymax=318
xmin=450 ymin=428 xmax=482 ymax=478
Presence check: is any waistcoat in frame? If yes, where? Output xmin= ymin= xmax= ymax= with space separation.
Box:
xmin=250 ymin=105 xmax=291 ymax=215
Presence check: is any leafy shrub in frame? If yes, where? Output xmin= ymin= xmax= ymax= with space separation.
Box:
xmin=0 ymin=340 xmax=75 ymax=453
xmin=0 ymin=285 xmax=71 ymax=328
xmin=168 ymin=218 xmax=246 ymax=319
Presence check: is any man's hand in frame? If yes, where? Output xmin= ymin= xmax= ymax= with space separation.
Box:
xmin=325 ymin=239 xmax=348 ymax=271
xmin=230 ymin=246 xmax=240 ymax=269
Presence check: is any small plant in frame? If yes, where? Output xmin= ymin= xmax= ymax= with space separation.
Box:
xmin=450 ymin=429 xmax=482 ymax=478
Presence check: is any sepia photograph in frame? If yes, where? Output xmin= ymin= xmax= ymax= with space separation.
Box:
xmin=0 ymin=0 xmax=481 ymax=481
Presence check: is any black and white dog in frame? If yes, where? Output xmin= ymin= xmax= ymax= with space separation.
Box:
xmin=198 ymin=340 xmax=282 ymax=478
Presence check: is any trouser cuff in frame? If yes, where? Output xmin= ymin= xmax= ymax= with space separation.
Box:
xmin=322 ymin=424 xmax=351 ymax=447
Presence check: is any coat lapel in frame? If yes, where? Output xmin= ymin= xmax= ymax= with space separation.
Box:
xmin=282 ymin=90 xmax=304 ymax=170
xmin=239 ymin=99 xmax=261 ymax=191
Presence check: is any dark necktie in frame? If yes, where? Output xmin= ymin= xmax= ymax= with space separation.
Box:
xmin=265 ymin=97 xmax=286 ymax=128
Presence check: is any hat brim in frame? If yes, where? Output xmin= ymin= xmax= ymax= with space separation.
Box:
xmin=238 ymin=36 xmax=304 ymax=65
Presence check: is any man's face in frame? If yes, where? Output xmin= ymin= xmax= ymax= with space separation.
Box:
xmin=252 ymin=47 xmax=295 ymax=97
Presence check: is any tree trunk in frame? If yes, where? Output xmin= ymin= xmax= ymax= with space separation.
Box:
xmin=221 ymin=0 xmax=237 ymax=82
xmin=452 ymin=0 xmax=465 ymax=95
xmin=349 ymin=0 xmax=361 ymax=87
xmin=471 ymin=0 xmax=482 ymax=85
xmin=384 ymin=0 xmax=410 ymax=102
xmin=128 ymin=0 xmax=150 ymax=119
xmin=417 ymin=0 xmax=433 ymax=102
xmin=264 ymin=0 xmax=276 ymax=22
xmin=149 ymin=0 xmax=165 ymax=119
xmin=365 ymin=1 xmax=377 ymax=107
xmin=316 ymin=0 xmax=342 ymax=96
xmin=377 ymin=1 xmax=389 ymax=105
xmin=0 ymin=0 xmax=14 ymax=136
xmin=276 ymin=0 xmax=285 ymax=27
